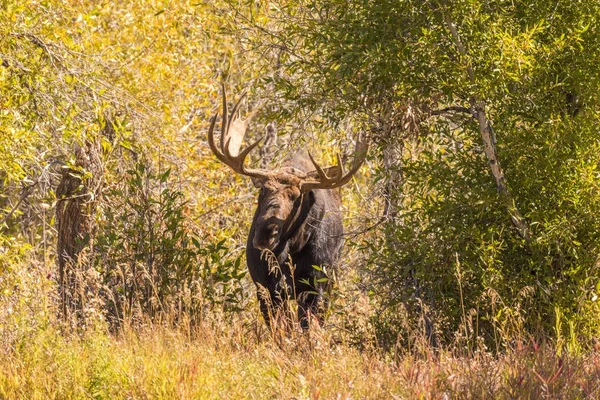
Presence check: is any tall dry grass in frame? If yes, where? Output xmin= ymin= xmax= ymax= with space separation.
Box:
xmin=1 ymin=294 xmax=600 ymax=399
xmin=1 ymin=253 xmax=599 ymax=399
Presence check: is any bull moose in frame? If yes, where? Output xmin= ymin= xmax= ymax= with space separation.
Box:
xmin=207 ymin=87 xmax=368 ymax=328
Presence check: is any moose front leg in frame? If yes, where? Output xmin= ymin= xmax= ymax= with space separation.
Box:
xmin=296 ymin=286 xmax=329 ymax=330
xmin=256 ymin=283 xmax=293 ymax=329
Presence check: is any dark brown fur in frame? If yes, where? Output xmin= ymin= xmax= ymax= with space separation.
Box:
xmin=246 ymin=152 xmax=344 ymax=328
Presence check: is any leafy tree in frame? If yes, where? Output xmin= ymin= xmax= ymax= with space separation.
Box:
xmin=0 ymin=0 xmax=260 ymax=326
xmin=234 ymin=0 xmax=600 ymax=347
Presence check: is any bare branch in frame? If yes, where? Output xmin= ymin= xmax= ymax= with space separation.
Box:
xmin=0 ymin=182 xmax=38 ymax=227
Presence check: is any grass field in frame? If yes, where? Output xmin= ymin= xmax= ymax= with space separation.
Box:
xmin=1 ymin=311 xmax=599 ymax=399
xmin=0 ymin=265 xmax=598 ymax=399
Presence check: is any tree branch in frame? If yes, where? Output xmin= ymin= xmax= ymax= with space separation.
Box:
xmin=441 ymin=11 xmax=532 ymax=242
xmin=430 ymin=106 xmax=475 ymax=117
xmin=0 ymin=182 xmax=39 ymax=227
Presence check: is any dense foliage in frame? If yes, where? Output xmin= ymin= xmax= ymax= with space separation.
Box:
xmin=228 ymin=0 xmax=600 ymax=347
xmin=1 ymin=2 xmax=600 ymax=392
xmin=0 ymin=0 xmax=254 ymax=326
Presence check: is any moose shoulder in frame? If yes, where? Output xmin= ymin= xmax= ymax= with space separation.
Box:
xmin=207 ymin=87 xmax=367 ymax=328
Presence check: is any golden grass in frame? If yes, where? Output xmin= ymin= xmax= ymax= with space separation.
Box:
xmin=0 ymin=258 xmax=598 ymax=399
xmin=1 ymin=314 xmax=599 ymax=400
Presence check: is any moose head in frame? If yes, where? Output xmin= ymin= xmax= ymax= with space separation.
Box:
xmin=207 ymin=86 xmax=368 ymax=252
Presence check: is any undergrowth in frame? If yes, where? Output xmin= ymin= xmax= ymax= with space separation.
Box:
xmin=2 ymin=314 xmax=600 ymax=399
xmin=1 ymin=263 xmax=599 ymax=399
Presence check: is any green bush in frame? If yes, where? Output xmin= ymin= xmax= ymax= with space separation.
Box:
xmin=95 ymin=160 xmax=248 ymax=328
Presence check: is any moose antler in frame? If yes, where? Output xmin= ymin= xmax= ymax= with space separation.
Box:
xmin=207 ymin=85 xmax=270 ymax=180
xmin=208 ymin=85 xmax=368 ymax=189
xmin=300 ymin=136 xmax=369 ymax=192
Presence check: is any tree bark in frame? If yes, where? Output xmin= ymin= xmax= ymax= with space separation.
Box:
xmin=378 ymin=104 xmax=404 ymax=219
xmin=56 ymin=137 xmax=104 ymax=319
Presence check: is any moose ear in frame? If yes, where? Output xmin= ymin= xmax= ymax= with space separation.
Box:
xmin=251 ymin=176 xmax=265 ymax=188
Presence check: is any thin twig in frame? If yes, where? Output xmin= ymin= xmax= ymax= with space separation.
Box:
xmin=0 ymin=182 xmax=39 ymax=227
xmin=341 ymin=212 xmax=397 ymax=240
xmin=196 ymin=193 xmax=255 ymax=220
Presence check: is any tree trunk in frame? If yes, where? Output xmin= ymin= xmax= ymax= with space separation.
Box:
xmin=56 ymin=137 xmax=104 ymax=320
